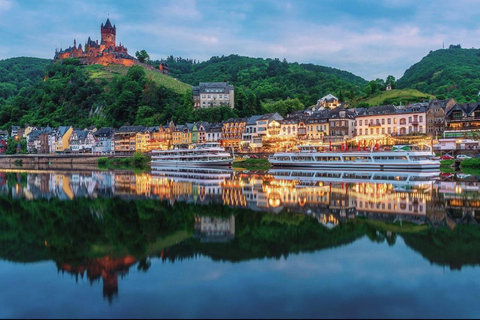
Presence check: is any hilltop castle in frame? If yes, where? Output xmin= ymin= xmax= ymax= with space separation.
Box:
xmin=54 ymin=18 xmax=136 ymax=66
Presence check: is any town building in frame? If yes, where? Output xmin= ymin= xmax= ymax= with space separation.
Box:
xmin=444 ymin=102 xmax=480 ymax=138
xmin=191 ymin=122 xmax=209 ymax=144
xmin=172 ymin=125 xmax=192 ymax=147
xmin=193 ymin=82 xmax=235 ymax=109
xmin=55 ymin=126 xmax=73 ymax=153
xmin=93 ymin=127 xmax=115 ymax=155
xmin=355 ymin=104 xmax=427 ymax=137
xmin=221 ymin=118 xmax=247 ymax=148
xmin=307 ymin=94 xmax=341 ymax=113
xmin=426 ymin=99 xmax=455 ymax=137
xmin=206 ymin=123 xmax=223 ymax=142
xmin=69 ymin=129 xmax=95 ymax=153
xmin=305 ymin=112 xmax=329 ymax=141
xmin=326 ymin=107 xmax=356 ymax=141
xmin=114 ymin=126 xmax=145 ymax=154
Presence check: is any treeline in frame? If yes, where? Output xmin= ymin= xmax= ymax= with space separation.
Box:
xmin=155 ymin=54 xmax=368 ymax=107
xmin=398 ymin=47 xmax=480 ymax=103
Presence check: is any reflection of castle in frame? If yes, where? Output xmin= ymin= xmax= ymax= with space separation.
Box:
xmin=54 ymin=19 xmax=135 ymax=66
xmin=57 ymin=256 xmax=137 ymax=303
xmin=194 ymin=215 xmax=235 ymax=243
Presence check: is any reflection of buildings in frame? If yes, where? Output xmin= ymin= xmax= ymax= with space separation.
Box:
xmin=194 ymin=215 xmax=235 ymax=242
xmin=2 ymin=169 xmax=480 ymax=229
xmin=57 ymin=256 xmax=137 ymax=303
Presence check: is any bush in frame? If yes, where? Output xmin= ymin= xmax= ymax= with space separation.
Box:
xmin=460 ymin=158 xmax=480 ymax=168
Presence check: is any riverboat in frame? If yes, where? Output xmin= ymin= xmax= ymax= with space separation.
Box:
xmin=268 ymin=145 xmax=440 ymax=170
xmin=151 ymin=143 xmax=234 ymax=167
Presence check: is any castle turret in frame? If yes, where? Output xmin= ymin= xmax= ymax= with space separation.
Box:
xmin=101 ymin=18 xmax=116 ymax=49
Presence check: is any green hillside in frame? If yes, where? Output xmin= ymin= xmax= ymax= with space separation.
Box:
xmin=84 ymin=64 xmax=191 ymax=94
xmin=157 ymin=54 xmax=368 ymax=106
xmin=360 ymin=88 xmax=434 ymax=106
xmin=397 ymin=47 xmax=480 ymax=103
xmin=0 ymin=59 xmax=190 ymax=129
xmin=0 ymin=57 xmax=51 ymax=100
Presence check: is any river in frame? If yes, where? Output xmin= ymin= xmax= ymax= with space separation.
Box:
xmin=0 ymin=168 xmax=479 ymax=318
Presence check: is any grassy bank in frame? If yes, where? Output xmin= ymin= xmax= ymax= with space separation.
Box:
xmin=460 ymin=158 xmax=480 ymax=169
xmin=98 ymin=152 xmax=150 ymax=169
xmin=233 ymin=158 xmax=271 ymax=170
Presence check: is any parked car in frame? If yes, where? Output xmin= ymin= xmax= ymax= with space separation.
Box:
xmin=440 ymin=154 xmax=454 ymax=160
xmin=456 ymin=173 xmax=472 ymax=179
xmin=456 ymin=154 xmax=472 ymax=160
xmin=249 ymin=155 xmax=259 ymax=159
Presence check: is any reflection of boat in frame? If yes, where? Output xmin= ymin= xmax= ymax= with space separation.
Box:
xmin=269 ymin=145 xmax=440 ymax=170
xmin=151 ymin=166 xmax=234 ymax=185
xmin=269 ymin=169 xmax=439 ymax=187
xmin=151 ymin=143 xmax=234 ymax=167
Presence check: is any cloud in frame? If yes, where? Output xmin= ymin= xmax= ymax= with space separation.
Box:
xmin=1 ymin=0 xmax=480 ymax=80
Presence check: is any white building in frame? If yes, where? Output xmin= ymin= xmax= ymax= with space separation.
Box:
xmin=193 ymin=82 xmax=235 ymax=109
xmin=354 ymin=105 xmax=427 ymax=137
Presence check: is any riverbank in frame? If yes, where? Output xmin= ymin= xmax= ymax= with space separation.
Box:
xmin=0 ymin=154 xmax=102 ymax=170
xmin=98 ymin=153 xmax=150 ymax=170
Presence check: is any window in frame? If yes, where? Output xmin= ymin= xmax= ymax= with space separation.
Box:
xmin=365 ymin=128 xmax=369 ymax=135
xmin=382 ymin=128 xmax=385 ymax=134
xmin=388 ymin=127 xmax=391 ymax=134
xmin=409 ymin=117 xmax=412 ymax=123
xmin=453 ymin=111 xmax=463 ymax=119
xmin=419 ymin=116 xmax=423 ymax=122
xmin=359 ymin=129 xmax=362 ymax=135
xmin=400 ymin=118 xmax=406 ymax=125
xmin=382 ymin=119 xmax=385 ymax=125
xmin=387 ymin=118 xmax=391 ymax=124
xmin=359 ymin=120 xmax=362 ymax=126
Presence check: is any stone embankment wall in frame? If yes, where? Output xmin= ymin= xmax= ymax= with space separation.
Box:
xmin=0 ymin=155 xmax=109 ymax=170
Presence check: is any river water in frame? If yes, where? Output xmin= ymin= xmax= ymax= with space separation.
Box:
xmin=0 ymin=168 xmax=479 ymax=318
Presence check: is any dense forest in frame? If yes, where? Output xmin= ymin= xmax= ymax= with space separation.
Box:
xmin=0 ymin=58 xmax=194 ymax=129
xmin=397 ymin=47 xmax=480 ymax=103
xmin=0 ymin=57 xmax=50 ymax=100
xmin=155 ymin=54 xmax=368 ymax=106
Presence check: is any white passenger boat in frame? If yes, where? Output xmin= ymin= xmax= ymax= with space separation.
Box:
xmin=151 ymin=166 xmax=234 ymax=184
xmin=269 ymin=145 xmax=440 ymax=170
xmin=151 ymin=143 xmax=234 ymax=167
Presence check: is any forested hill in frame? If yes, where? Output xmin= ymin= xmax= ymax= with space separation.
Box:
xmin=0 ymin=57 xmax=51 ymax=100
xmin=397 ymin=47 xmax=480 ymax=103
xmin=158 ymin=54 xmax=368 ymax=106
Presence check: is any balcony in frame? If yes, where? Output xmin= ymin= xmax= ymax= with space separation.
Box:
xmin=412 ymin=120 xmax=419 ymax=125
xmin=368 ymin=122 xmax=381 ymax=127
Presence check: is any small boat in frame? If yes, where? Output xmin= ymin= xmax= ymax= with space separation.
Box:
xmin=268 ymin=144 xmax=440 ymax=170
xmin=151 ymin=142 xmax=234 ymax=167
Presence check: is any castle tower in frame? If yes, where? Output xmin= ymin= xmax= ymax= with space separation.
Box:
xmin=101 ymin=18 xmax=116 ymax=49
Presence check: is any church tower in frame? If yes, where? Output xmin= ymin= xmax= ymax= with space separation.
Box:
xmin=101 ymin=18 xmax=116 ymax=49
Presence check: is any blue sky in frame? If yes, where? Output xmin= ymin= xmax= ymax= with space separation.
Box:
xmin=0 ymin=0 xmax=479 ymax=80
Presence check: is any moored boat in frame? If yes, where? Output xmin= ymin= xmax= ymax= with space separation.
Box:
xmin=151 ymin=142 xmax=234 ymax=167
xmin=269 ymin=145 xmax=440 ymax=170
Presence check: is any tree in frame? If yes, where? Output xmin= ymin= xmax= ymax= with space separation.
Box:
xmin=135 ymin=50 xmax=150 ymax=63
xmin=386 ymin=75 xmax=396 ymax=89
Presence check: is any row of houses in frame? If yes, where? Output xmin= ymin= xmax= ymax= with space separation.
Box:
xmin=4 ymin=98 xmax=479 ymax=155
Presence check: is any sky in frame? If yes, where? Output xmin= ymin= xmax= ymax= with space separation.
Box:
xmin=0 ymin=0 xmax=479 ymax=80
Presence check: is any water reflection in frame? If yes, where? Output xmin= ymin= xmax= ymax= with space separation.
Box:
xmin=2 ymin=168 xmax=479 ymax=228
xmin=1 ymin=168 xmax=480 ymax=304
